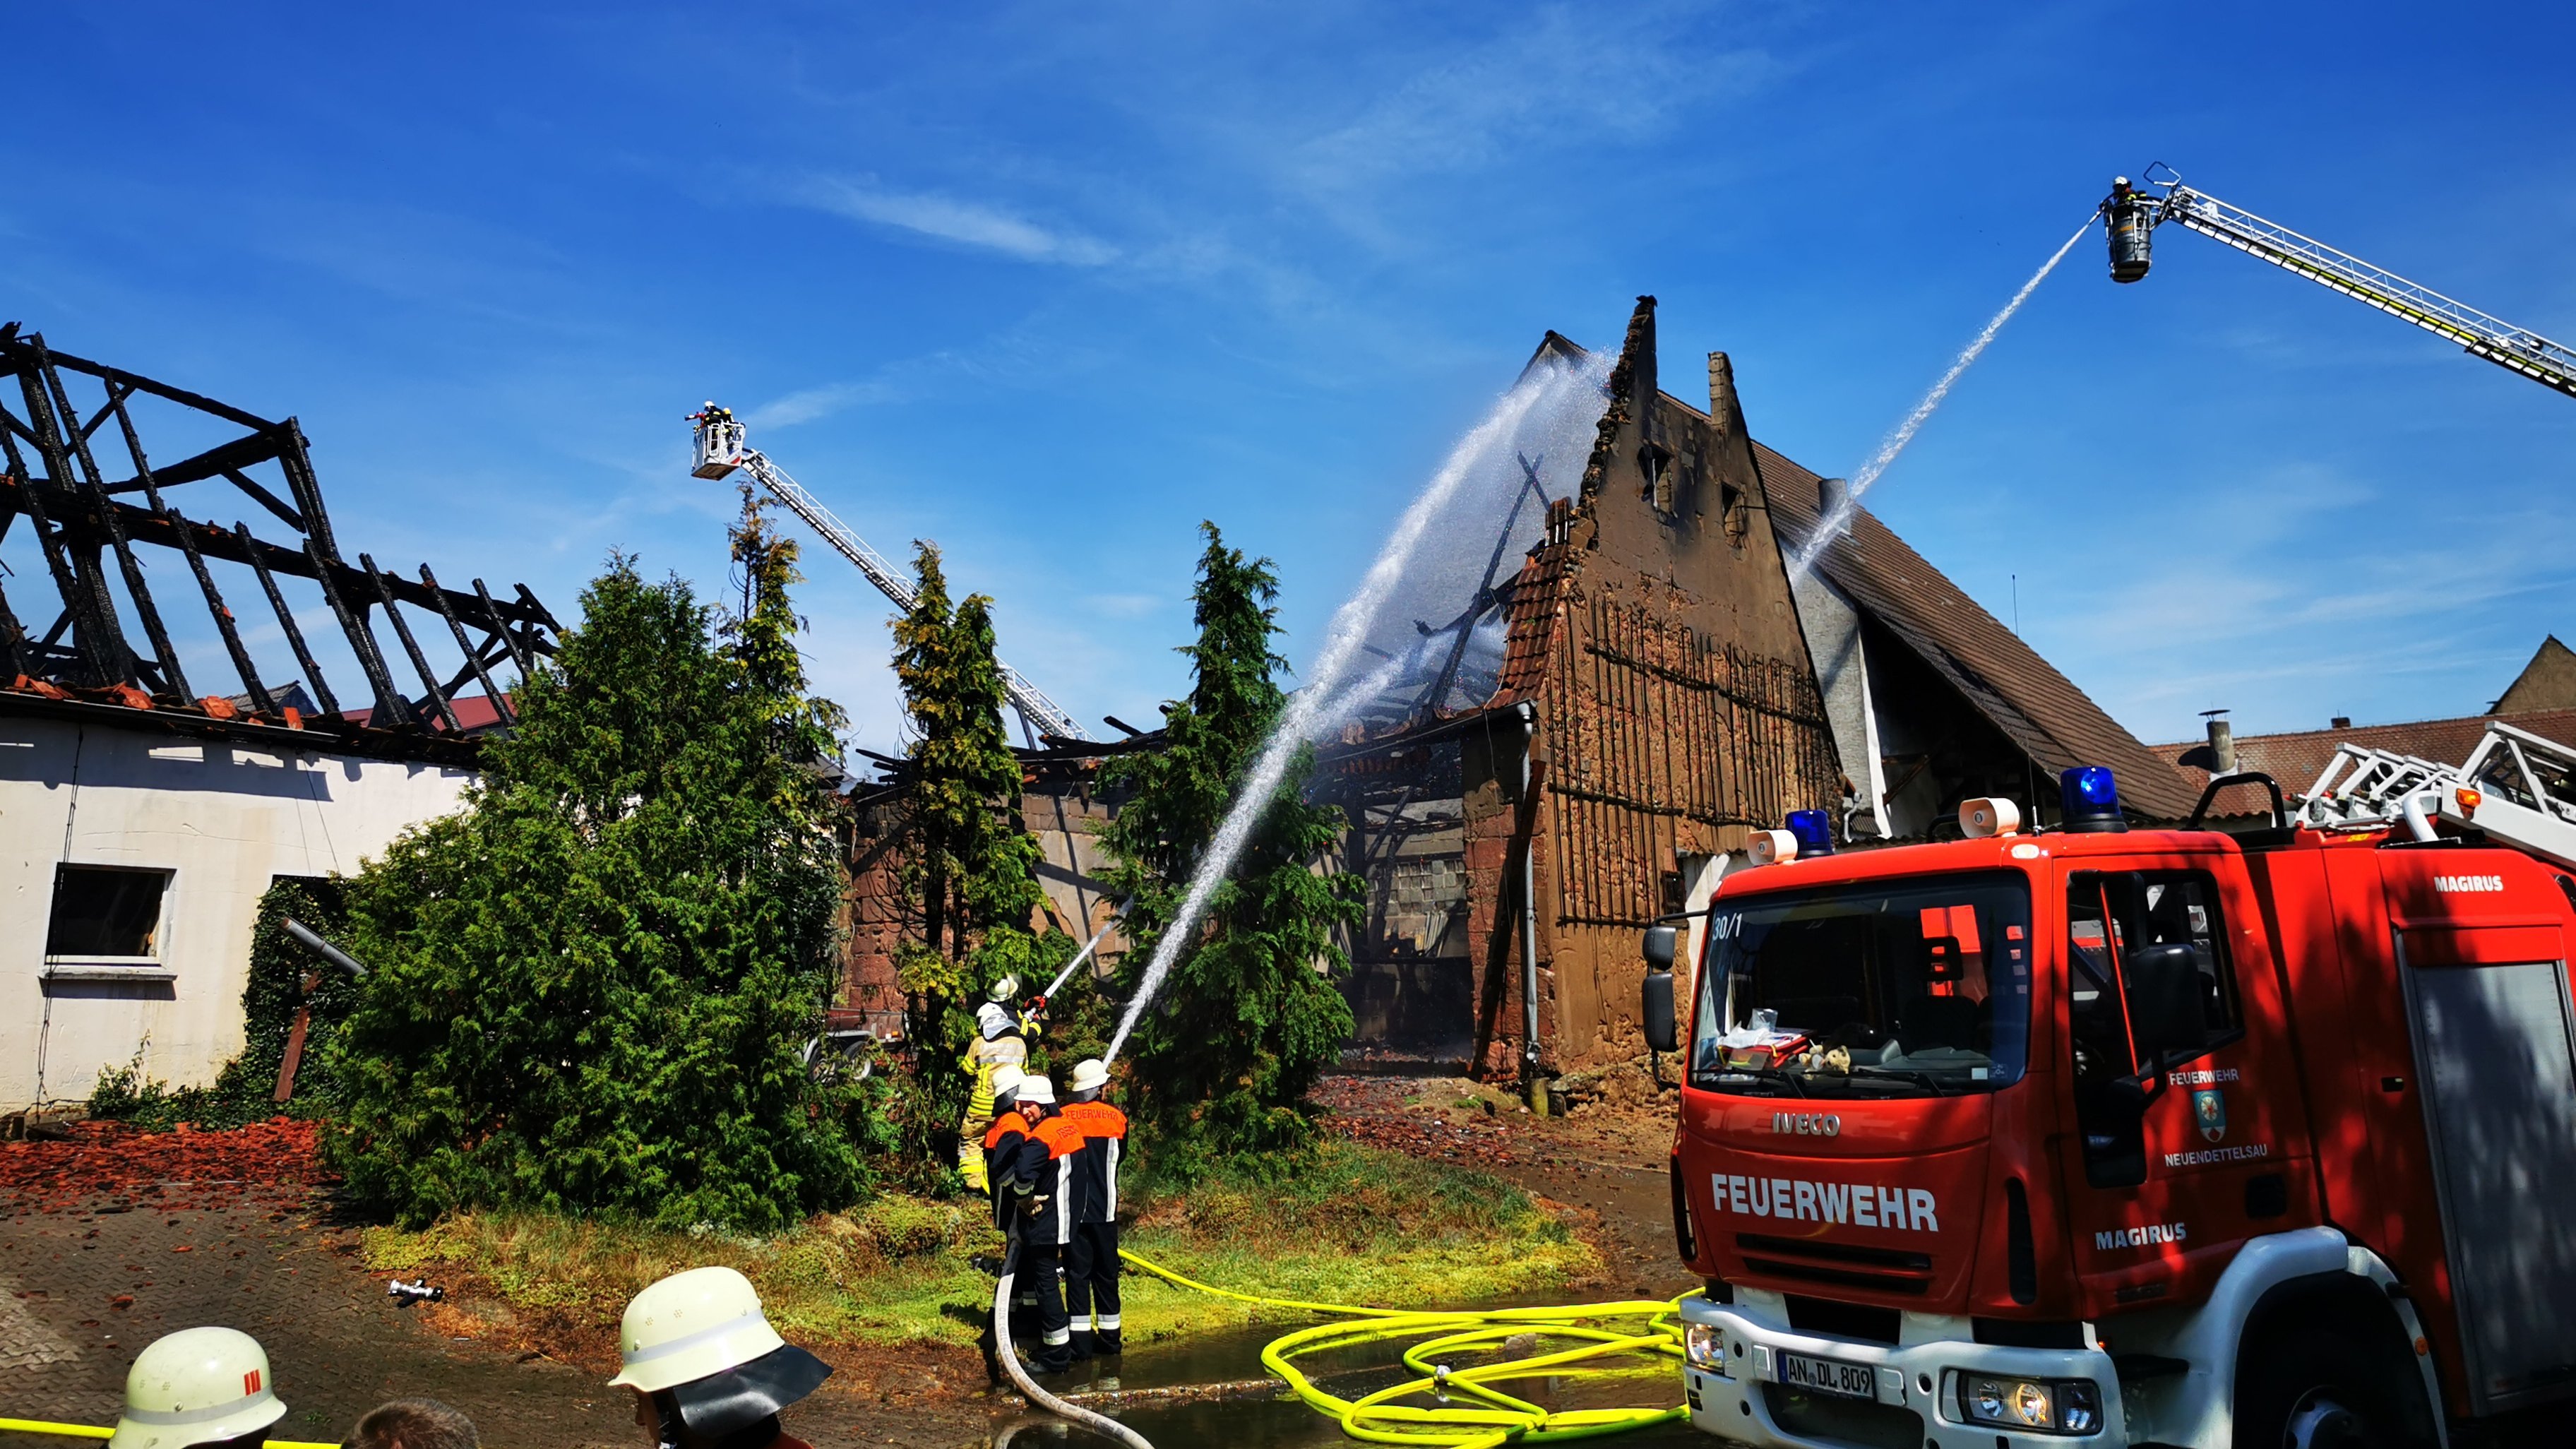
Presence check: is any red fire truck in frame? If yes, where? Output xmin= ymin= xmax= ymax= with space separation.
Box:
xmin=1642 ymin=761 xmax=2576 ymax=1448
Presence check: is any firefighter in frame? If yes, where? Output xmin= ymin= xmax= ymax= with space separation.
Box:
xmin=108 ymin=1327 xmax=287 ymax=1449
xmin=981 ymin=1064 xmax=1027 ymax=1230
xmin=1003 ymin=1074 xmax=1085 ymax=1373
xmin=1059 ymin=1057 xmax=1128 ymax=1357
xmin=958 ymin=1001 xmax=1029 ymax=1191
xmin=607 ymin=1266 xmax=832 ymax=1449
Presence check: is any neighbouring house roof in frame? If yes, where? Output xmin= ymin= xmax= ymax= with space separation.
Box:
xmin=2151 ymin=708 xmax=2576 ymax=807
xmin=1758 ymin=443 xmax=2203 ymax=822
xmin=2493 ymin=635 xmax=2576 ymax=714
xmin=338 ymin=692 xmax=515 ymax=734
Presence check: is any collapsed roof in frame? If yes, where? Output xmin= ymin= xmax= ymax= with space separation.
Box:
xmin=0 ymin=326 xmax=560 ymax=764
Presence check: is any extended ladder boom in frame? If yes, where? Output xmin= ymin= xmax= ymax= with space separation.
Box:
xmin=2298 ymin=720 xmax=2576 ymax=869
xmin=690 ymin=411 xmax=1090 ymax=744
xmin=2109 ymin=164 xmax=2576 ymax=401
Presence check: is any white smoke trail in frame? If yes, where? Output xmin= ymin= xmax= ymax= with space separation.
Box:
xmin=1789 ymin=215 xmax=2098 ymax=581
xmin=1103 ymin=354 xmax=1609 ymax=1063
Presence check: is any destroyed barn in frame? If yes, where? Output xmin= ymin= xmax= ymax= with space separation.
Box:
xmin=0 ymin=328 xmax=560 ymax=1108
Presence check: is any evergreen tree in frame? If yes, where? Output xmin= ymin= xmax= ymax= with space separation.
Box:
xmin=1102 ymin=523 xmax=1362 ymax=1176
xmin=889 ymin=544 xmax=1064 ymax=1162
xmin=322 ymin=501 xmax=867 ymax=1230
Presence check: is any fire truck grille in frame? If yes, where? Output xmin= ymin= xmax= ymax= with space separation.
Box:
xmin=1736 ymin=1233 xmax=1936 ymax=1296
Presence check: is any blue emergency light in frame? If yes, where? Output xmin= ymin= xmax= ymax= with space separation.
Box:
xmin=1785 ymin=809 xmax=1836 ymax=856
xmin=2059 ymin=765 xmax=2128 ymax=833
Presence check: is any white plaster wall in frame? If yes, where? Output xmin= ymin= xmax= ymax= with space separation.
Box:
xmin=1 ymin=715 xmax=472 ymax=1109
xmin=1790 ymin=571 xmax=1891 ymax=839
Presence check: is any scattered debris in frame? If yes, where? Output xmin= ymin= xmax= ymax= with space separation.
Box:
xmin=0 ymin=1117 xmax=328 ymax=1212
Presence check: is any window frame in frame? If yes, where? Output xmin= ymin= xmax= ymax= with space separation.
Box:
xmin=43 ymin=863 xmax=176 ymax=964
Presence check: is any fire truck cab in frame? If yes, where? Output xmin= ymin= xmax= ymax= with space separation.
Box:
xmin=1650 ymin=768 xmax=2576 ymax=1448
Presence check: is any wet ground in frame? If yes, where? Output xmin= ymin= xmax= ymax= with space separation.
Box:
xmin=0 ymin=1077 xmax=1703 ymax=1449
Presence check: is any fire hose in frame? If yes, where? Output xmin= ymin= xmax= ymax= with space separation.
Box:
xmin=0 ymin=1424 xmax=333 ymax=1449
xmin=985 ymin=1246 xmax=1688 ymax=1448
xmin=1118 ymin=1251 xmax=1688 ymax=1449
xmin=991 ymin=1234 xmax=1155 ymax=1449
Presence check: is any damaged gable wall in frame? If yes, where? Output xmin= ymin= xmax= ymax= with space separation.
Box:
xmin=1456 ymin=297 xmax=1842 ymax=1078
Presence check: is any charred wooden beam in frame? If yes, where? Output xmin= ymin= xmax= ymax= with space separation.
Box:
xmin=36 ymin=338 xmax=191 ymax=698
xmin=238 ymin=521 xmax=337 ymax=716
xmin=1 ymin=474 xmax=553 ymax=629
xmin=106 ymin=388 xmax=274 ymax=714
xmin=473 ymin=578 xmax=536 ymax=676
xmin=7 ymin=359 xmax=133 ymax=686
xmin=220 ymin=468 xmax=303 ymax=530
xmin=420 ymin=564 xmax=511 ymax=725
xmin=308 ymin=537 xmax=407 ymax=723
xmin=364 ymin=554 xmax=459 ymax=733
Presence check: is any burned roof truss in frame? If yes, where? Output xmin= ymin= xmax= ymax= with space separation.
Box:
xmin=0 ymin=324 xmax=558 ymax=757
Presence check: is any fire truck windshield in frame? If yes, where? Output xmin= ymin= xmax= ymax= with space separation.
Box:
xmin=1692 ymin=871 xmax=2034 ymax=1097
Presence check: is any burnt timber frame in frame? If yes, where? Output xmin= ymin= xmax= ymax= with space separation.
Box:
xmin=0 ymin=326 xmax=559 ymax=746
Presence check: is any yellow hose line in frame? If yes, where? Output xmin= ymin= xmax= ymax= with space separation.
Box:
xmin=1119 ymin=1249 xmax=1693 ymax=1448
xmin=0 ymin=1425 xmax=331 ymax=1449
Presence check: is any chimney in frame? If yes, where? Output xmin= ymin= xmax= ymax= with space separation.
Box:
xmin=2330 ymin=716 xmax=2352 ymax=730
xmin=1818 ymin=477 xmax=1854 ymax=538
xmin=2203 ymin=713 xmax=2236 ymax=775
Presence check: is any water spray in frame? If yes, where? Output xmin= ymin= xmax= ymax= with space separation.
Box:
xmin=1039 ymin=900 xmax=1131 ymax=1002
xmin=1101 ymin=354 xmax=1609 ymax=1064
xmin=1788 ymin=213 xmax=2099 ymax=581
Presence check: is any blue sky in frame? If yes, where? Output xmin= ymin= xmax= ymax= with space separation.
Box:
xmin=7 ymin=1 xmax=2571 ymax=758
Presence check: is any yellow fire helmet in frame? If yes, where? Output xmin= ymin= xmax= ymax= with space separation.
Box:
xmin=607 ymin=1267 xmax=832 ymax=1437
xmin=108 ymin=1326 xmax=287 ymax=1449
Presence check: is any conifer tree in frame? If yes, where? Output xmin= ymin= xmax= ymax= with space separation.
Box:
xmin=1103 ymin=523 xmax=1362 ymax=1175
xmin=322 ymin=498 xmax=866 ymax=1230
xmin=889 ymin=544 xmax=1063 ymax=1155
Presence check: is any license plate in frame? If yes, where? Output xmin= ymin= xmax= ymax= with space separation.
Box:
xmin=1778 ymin=1350 xmax=1877 ymax=1400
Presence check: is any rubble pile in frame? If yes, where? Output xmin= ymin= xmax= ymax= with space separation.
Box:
xmin=0 ymin=1117 xmax=328 ymax=1212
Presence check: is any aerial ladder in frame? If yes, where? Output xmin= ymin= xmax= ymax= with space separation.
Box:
xmin=688 ymin=406 xmax=1091 ymax=744
xmin=2102 ymin=161 xmax=2576 ymax=401
xmin=2296 ymin=719 xmax=2576 ymax=869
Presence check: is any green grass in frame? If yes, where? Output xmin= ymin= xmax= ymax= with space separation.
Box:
xmin=362 ymin=1141 xmax=1594 ymax=1352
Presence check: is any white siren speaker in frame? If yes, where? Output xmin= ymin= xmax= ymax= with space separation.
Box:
xmin=1747 ymin=828 xmax=1800 ymax=865
xmin=1960 ymin=797 xmax=2022 ymax=839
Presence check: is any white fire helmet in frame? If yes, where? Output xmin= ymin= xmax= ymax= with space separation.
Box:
xmin=989 ymin=1063 xmax=1025 ymax=1103
xmin=976 ymin=1003 xmax=1012 ymax=1041
xmin=1068 ymin=1059 xmax=1110 ymax=1095
xmin=1017 ymin=1075 xmax=1056 ymax=1107
xmin=109 ymin=1326 xmax=287 ymax=1449
xmin=607 ymin=1268 xmax=831 ymax=1437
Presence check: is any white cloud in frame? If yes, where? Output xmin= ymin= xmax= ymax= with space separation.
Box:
xmin=800 ymin=177 xmax=1118 ymax=266
xmin=1084 ymin=592 xmax=1162 ymax=619
xmin=747 ymin=376 xmax=907 ymax=429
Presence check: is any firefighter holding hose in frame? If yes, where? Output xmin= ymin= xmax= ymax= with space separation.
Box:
xmin=957 ymin=996 xmax=1032 ymax=1191
xmin=1003 ymin=1074 xmax=1085 ymax=1373
xmin=1060 ymin=1057 xmax=1127 ymax=1358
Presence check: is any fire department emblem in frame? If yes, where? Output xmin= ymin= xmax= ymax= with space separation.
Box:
xmin=2193 ymin=1088 xmax=2227 ymax=1143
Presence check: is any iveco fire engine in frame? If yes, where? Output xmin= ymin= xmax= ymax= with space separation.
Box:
xmin=1641 ymin=761 xmax=2576 ymax=1448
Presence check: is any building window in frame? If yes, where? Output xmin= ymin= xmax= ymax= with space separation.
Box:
xmin=45 ymin=865 xmax=172 ymax=960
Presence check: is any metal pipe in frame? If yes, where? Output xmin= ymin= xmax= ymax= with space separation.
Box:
xmin=2400 ymin=790 xmax=2441 ymax=844
xmin=1517 ymin=702 xmax=1544 ymax=1110
xmin=283 ymin=918 xmax=368 ymax=978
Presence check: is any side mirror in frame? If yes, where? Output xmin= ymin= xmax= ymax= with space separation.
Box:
xmin=1642 ymin=924 xmax=1678 ymax=971
xmin=1642 ymin=967 xmax=1678 ymax=1054
xmin=2123 ymin=942 xmax=2207 ymax=1064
